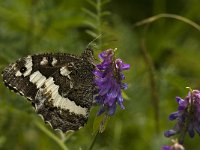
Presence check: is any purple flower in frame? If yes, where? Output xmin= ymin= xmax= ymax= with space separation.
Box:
xmin=164 ymin=89 xmax=200 ymax=143
xmin=162 ymin=139 xmax=185 ymax=150
xmin=93 ymin=49 xmax=130 ymax=116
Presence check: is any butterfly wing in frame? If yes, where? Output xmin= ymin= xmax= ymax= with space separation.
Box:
xmin=2 ymin=52 xmax=95 ymax=132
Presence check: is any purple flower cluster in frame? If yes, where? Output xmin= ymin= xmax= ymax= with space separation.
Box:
xmin=164 ymin=90 xmax=200 ymax=143
xmin=93 ymin=49 xmax=130 ymax=116
xmin=162 ymin=139 xmax=185 ymax=150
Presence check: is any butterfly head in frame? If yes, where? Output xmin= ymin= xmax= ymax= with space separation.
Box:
xmin=82 ymin=48 xmax=95 ymax=66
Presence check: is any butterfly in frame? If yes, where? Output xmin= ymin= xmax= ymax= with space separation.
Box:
xmin=1 ymin=48 xmax=95 ymax=132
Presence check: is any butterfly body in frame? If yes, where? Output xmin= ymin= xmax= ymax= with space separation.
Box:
xmin=2 ymin=48 xmax=95 ymax=132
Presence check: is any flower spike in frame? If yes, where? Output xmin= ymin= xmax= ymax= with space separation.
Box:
xmin=164 ymin=88 xmax=200 ymax=143
xmin=93 ymin=49 xmax=130 ymax=116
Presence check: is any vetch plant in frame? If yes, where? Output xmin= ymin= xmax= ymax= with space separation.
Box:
xmin=164 ymin=87 xmax=200 ymax=147
xmin=87 ymin=48 xmax=130 ymax=150
xmin=83 ymin=0 xmax=111 ymax=49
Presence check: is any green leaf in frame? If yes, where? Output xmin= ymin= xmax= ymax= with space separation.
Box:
xmin=101 ymin=0 xmax=111 ymax=6
xmin=93 ymin=114 xmax=103 ymax=133
xmin=35 ymin=121 xmax=69 ymax=150
xmin=93 ymin=114 xmax=110 ymax=133
xmin=122 ymin=91 xmax=130 ymax=100
xmin=85 ymin=30 xmax=98 ymax=38
xmin=101 ymin=11 xmax=111 ymax=17
xmin=86 ymin=0 xmax=96 ymax=7
xmin=82 ymin=8 xmax=97 ymax=19
xmin=84 ymin=21 xmax=98 ymax=29
xmin=0 ymin=136 xmax=6 ymax=147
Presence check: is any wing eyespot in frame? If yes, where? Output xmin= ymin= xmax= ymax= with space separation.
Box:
xmin=20 ymin=67 xmax=27 ymax=73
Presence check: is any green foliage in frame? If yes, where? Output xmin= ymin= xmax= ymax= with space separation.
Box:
xmin=1 ymin=0 xmax=200 ymax=150
xmin=83 ymin=0 xmax=111 ymax=49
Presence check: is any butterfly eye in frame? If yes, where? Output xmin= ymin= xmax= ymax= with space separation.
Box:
xmin=20 ymin=67 xmax=27 ymax=73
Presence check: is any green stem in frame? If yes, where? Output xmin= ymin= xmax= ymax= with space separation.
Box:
xmin=140 ymin=38 xmax=160 ymax=133
xmin=35 ymin=121 xmax=69 ymax=150
xmin=134 ymin=13 xmax=200 ymax=32
xmin=96 ymin=0 xmax=102 ymax=49
xmin=88 ymin=131 xmax=99 ymax=150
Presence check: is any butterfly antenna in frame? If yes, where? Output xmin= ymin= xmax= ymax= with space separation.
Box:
xmin=86 ymin=34 xmax=102 ymax=49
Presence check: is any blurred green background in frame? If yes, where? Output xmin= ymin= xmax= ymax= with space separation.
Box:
xmin=1 ymin=0 xmax=200 ymax=149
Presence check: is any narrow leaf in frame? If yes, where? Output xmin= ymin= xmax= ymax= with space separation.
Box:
xmin=86 ymin=0 xmax=96 ymax=7
xmin=86 ymin=30 xmax=98 ymax=38
xmin=82 ymin=8 xmax=97 ymax=19
xmin=93 ymin=114 xmax=109 ymax=133
xmin=101 ymin=0 xmax=111 ymax=6
xmin=122 ymin=91 xmax=130 ymax=100
xmin=84 ymin=21 xmax=98 ymax=29
xmin=93 ymin=114 xmax=104 ymax=133
xmin=101 ymin=11 xmax=111 ymax=17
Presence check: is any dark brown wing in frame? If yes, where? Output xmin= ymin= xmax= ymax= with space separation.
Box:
xmin=2 ymin=52 xmax=95 ymax=132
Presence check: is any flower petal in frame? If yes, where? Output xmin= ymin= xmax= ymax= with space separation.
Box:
xmin=121 ymin=83 xmax=128 ymax=89
xmin=97 ymin=106 xmax=106 ymax=116
xmin=117 ymin=94 xmax=125 ymax=109
xmin=99 ymin=82 xmax=111 ymax=96
xmin=107 ymin=85 xmax=120 ymax=99
xmin=120 ymin=73 xmax=125 ymax=80
xmin=176 ymin=97 xmax=187 ymax=110
xmin=95 ymin=95 xmax=103 ymax=104
xmin=104 ymin=96 xmax=115 ymax=107
xmin=115 ymin=59 xmax=130 ymax=71
xmin=93 ymin=69 xmax=104 ymax=77
xmin=99 ymin=49 xmax=114 ymax=60
xmin=176 ymin=97 xmax=184 ymax=104
xmin=164 ymin=130 xmax=177 ymax=137
xmin=162 ymin=145 xmax=171 ymax=150
xmin=108 ymin=103 xmax=117 ymax=116
xmin=188 ymin=124 xmax=195 ymax=138
xmin=94 ymin=77 xmax=108 ymax=86
xmin=169 ymin=112 xmax=179 ymax=120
